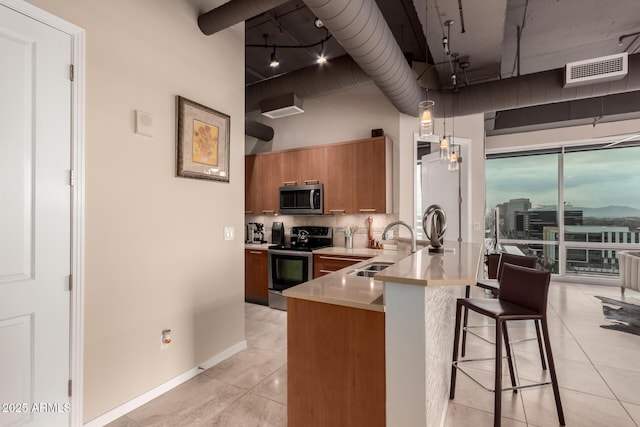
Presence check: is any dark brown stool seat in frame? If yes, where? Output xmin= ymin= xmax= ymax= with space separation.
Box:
xmin=450 ymin=264 xmax=565 ymax=427
xmin=461 ymin=254 xmax=546 ymax=371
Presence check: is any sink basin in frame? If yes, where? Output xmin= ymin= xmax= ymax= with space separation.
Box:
xmin=364 ymin=263 xmax=393 ymax=271
xmin=349 ymin=262 xmax=392 ymax=277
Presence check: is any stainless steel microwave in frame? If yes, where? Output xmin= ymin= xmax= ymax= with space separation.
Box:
xmin=279 ymin=184 xmax=323 ymax=215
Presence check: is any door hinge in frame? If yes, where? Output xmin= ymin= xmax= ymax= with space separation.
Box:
xmin=68 ymin=274 xmax=73 ymax=291
xmin=68 ymin=379 xmax=72 ymax=397
xmin=69 ymin=169 xmax=75 ymax=187
xmin=69 ymin=64 xmax=74 ymax=82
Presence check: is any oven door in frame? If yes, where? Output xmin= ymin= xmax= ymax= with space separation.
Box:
xmin=268 ymin=249 xmax=313 ymax=310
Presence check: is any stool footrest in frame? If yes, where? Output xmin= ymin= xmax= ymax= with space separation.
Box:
xmin=452 ymin=361 xmax=553 ymax=394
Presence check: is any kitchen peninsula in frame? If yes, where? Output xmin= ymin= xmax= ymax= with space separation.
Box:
xmin=284 ymin=241 xmax=483 ymax=427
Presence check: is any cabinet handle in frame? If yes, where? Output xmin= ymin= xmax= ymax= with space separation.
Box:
xmin=318 ymin=256 xmax=369 ymax=262
xmin=244 ymin=210 xmax=253 ymax=214
xmin=249 ymin=251 xmax=263 ymax=254
xmin=262 ymin=210 xmax=275 ymax=214
xmin=283 ymin=181 xmax=297 ymax=186
xmin=319 ymin=269 xmax=336 ymax=274
xmin=329 ymin=209 xmax=345 ymax=214
xmin=359 ymin=208 xmax=377 ymax=213
xmin=304 ymin=179 xmax=319 ymax=184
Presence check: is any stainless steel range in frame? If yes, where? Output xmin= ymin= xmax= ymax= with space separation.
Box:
xmin=267 ymin=226 xmax=333 ymax=311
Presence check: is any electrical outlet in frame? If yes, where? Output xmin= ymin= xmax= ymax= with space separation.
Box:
xmin=161 ymin=329 xmax=171 ymax=350
xmin=473 ymin=222 xmax=481 ymax=231
xmin=224 ymin=226 xmax=235 ymax=240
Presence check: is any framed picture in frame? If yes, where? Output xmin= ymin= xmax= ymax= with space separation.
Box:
xmin=176 ymin=96 xmax=230 ymax=182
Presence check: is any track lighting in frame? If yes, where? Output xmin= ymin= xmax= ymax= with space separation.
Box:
xmin=270 ymin=49 xmax=279 ymax=68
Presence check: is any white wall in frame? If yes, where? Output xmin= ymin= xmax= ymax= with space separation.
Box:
xmin=27 ymin=0 xmax=246 ymax=422
xmin=246 ymin=82 xmax=400 ymax=154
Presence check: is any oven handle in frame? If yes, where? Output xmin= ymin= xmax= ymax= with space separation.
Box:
xmin=310 ymin=189 xmax=315 ymax=210
xmin=268 ymin=249 xmax=313 ymax=258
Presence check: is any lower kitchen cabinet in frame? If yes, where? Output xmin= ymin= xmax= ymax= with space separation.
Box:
xmin=288 ymin=298 xmax=385 ymax=426
xmin=245 ymin=249 xmax=268 ymax=305
xmin=313 ymin=253 xmax=374 ymax=278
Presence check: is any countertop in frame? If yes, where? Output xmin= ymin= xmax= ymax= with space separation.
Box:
xmin=253 ymin=242 xmax=483 ymax=311
xmin=375 ymin=241 xmax=483 ymax=287
xmin=283 ymin=248 xmax=408 ymax=313
xmin=244 ymin=243 xmax=272 ymax=250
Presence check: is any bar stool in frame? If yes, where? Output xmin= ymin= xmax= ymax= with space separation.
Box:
xmin=450 ymin=264 xmax=565 ymax=427
xmin=461 ymin=253 xmax=547 ymax=372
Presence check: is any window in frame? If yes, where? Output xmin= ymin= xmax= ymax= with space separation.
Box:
xmin=486 ymin=143 xmax=640 ymax=280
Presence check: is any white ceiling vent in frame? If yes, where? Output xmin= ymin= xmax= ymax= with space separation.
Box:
xmin=260 ymin=93 xmax=304 ymax=119
xmin=564 ymin=53 xmax=628 ymax=88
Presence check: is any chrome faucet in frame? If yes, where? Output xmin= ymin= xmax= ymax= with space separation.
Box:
xmin=382 ymin=220 xmax=417 ymax=253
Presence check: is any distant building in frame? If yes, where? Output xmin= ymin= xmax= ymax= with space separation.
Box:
xmin=513 ymin=210 xmax=583 ymax=240
xmin=544 ymin=226 xmax=640 ymax=275
xmin=502 ymin=198 xmax=531 ymax=237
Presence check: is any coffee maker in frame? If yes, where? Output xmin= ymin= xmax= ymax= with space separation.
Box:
xmin=245 ymin=222 xmax=266 ymax=244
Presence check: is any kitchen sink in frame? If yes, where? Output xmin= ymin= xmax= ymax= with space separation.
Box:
xmin=349 ymin=262 xmax=393 ymax=277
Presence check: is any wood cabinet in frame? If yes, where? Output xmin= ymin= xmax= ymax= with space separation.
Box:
xmin=244 ymin=152 xmax=282 ymax=215
xmin=280 ymin=147 xmax=324 ymax=186
xmin=245 ymin=249 xmax=268 ymax=305
xmin=245 ymin=155 xmax=260 ymax=214
xmin=323 ymin=143 xmax=355 ymax=214
xmin=288 ymin=298 xmax=385 ymax=427
xmin=313 ymin=253 xmax=373 ymax=278
xmin=245 ymin=136 xmax=392 ymax=216
xmin=353 ymin=137 xmax=391 ymax=214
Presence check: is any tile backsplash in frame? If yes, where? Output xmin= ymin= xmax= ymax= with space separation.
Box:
xmin=245 ymin=213 xmax=400 ymax=248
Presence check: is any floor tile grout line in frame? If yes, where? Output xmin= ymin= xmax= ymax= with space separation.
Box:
xmin=548 ymin=286 xmax=640 ymax=425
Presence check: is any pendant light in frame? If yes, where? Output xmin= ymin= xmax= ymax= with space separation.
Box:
xmin=418 ymin=1 xmax=435 ymax=137
xmin=419 ymin=100 xmax=435 ymax=137
xmin=440 ymin=100 xmax=450 ymax=160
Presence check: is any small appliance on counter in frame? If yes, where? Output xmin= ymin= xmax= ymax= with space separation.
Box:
xmin=272 ymin=222 xmax=285 ymax=246
xmin=245 ymin=222 xmax=267 ymax=244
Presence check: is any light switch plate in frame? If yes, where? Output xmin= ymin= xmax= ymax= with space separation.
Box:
xmin=224 ymin=226 xmax=235 ymax=241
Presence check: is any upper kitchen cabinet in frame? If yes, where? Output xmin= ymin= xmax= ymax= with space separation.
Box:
xmin=245 ymin=152 xmax=282 ymax=215
xmin=353 ymin=137 xmax=392 ymax=214
xmin=280 ymin=147 xmax=324 ymax=187
xmin=323 ymin=143 xmax=355 ymax=214
xmin=245 ymin=155 xmax=261 ymax=214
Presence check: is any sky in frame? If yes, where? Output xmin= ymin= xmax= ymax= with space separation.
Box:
xmin=486 ymin=146 xmax=640 ymax=212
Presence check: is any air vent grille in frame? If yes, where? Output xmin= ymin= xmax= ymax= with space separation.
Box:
xmin=564 ymin=53 xmax=628 ymax=88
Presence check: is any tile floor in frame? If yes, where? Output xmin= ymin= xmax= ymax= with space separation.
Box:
xmin=108 ymin=282 xmax=640 ymax=427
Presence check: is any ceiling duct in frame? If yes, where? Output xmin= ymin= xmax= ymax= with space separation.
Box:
xmin=564 ymin=53 xmax=628 ymax=88
xmin=301 ymin=0 xmax=424 ymax=116
xmin=245 ymin=118 xmax=274 ymax=141
xmin=430 ymin=53 xmax=640 ymax=118
xmin=198 ymin=0 xmax=290 ymax=35
xmin=246 ymin=55 xmax=371 ymax=113
xmin=260 ymin=93 xmax=304 ymax=119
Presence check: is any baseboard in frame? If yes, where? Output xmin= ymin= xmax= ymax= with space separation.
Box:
xmin=83 ymin=340 xmax=247 ymax=427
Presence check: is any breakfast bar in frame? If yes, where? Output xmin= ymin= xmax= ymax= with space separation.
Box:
xmin=376 ymin=241 xmax=483 ymax=427
xmin=284 ymin=241 xmax=483 ymax=427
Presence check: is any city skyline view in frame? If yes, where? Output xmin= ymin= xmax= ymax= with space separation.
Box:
xmin=486 ymin=146 xmax=640 ymax=216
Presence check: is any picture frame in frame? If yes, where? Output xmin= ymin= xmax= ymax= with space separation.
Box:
xmin=176 ymin=96 xmax=230 ymax=182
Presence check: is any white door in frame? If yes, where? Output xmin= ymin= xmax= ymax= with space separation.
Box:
xmin=421 ymin=141 xmax=470 ymax=243
xmin=0 ymin=4 xmax=72 ymax=426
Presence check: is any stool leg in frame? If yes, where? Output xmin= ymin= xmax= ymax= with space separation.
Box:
xmin=534 ymin=319 xmax=547 ymax=370
xmin=461 ymin=285 xmax=471 ymax=357
xmin=450 ymin=301 xmax=464 ymax=400
xmin=502 ymin=322 xmax=517 ymax=392
xmin=541 ymin=317 xmax=565 ymax=426
xmin=494 ymin=319 xmax=503 ymax=427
